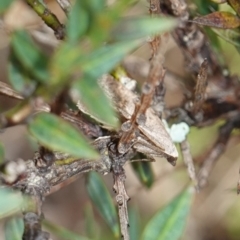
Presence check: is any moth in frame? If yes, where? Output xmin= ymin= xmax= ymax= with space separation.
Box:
xmin=77 ymin=74 xmax=178 ymax=166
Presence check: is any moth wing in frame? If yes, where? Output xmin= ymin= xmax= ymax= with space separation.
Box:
xmin=99 ymin=75 xmax=137 ymax=120
xmin=137 ymin=108 xmax=178 ymax=161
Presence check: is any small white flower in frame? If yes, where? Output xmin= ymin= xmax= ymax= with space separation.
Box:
xmin=163 ymin=120 xmax=190 ymax=143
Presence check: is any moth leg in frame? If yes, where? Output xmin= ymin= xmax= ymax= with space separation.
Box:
xmin=129 ymin=158 xmax=155 ymax=163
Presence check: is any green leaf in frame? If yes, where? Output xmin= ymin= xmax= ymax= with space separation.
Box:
xmin=43 ymin=220 xmax=90 ymax=240
xmin=193 ymin=0 xmax=218 ymax=15
xmin=0 ymin=142 xmax=4 ymax=164
xmin=66 ymin=1 xmax=89 ymax=43
xmin=141 ymin=188 xmax=193 ymax=240
xmin=28 ymin=112 xmax=99 ymax=159
xmin=129 ymin=207 xmax=140 ymax=240
xmin=131 ymin=161 xmax=154 ymax=188
xmin=4 ymin=218 xmax=24 ymax=240
xmin=52 ymin=39 xmax=139 ymax=84
xmin=85 ymin=0 xmax=105 ymax=13
xmin=11 ymin=30 xmax=49 ymax=83
xmin=191 ymin=11 xmax=240 ymax=29
xmin=213 ymin=27 xmax=240 ymax=47
xmin=87 ymin=172 xmax=120 ymax=238
xmin=0 ymin=188 xmax=24 ymax=219
xmin=84 ymin=203 xmax=100 ymax=240
xmin=50 ymin=42 xmax=82 ymax=85
xmin=8 ymin=51 xmax=36 ymax=96
xmin=74 ymin=76 xmax=119 ymax=128
xmin=0 ymin=0 xmax=14 ymax=13
xmin=111 ymin=16 xmax=177 ymax=41
xmin=87 ymin=0 xmax=133 ymax=45
xmin=81 ymin=40 xmax=140 ymax=79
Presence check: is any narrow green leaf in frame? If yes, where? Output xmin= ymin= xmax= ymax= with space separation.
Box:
xmin=66 ymin=1 xmax=89 ymax=43
xmin=50 ymin=40 xmax=140 ymax=90
xmin=131 ymin=161 xmax=154 ymax=188
xmin=74 ymin=76 xmax=119 ymax=128
xmin=84 ymin=203 xmax=100 ymax=240
xmin=87 ymin=172 xmax=120 ymax=238
xmin=129 ymin=207 xmax=140 ymax=240
xmin=193 ymin=0 xmax=219 ymax=15
xmin=0 ymin=142 xmax=4 ymax=164
xmin=43 ymin=220 xmax=90 ymax=240
xmin=50 ymin=42 xmax=82 ymax=85
xmin=0 ymin=188 xmax=24 ymax=219
xmin=191 ymin=11 xmax=240 ymax=29
xmin=87 ymin=0 xmax=137 ymax=45
xmin=11 ymin=30 xmax=49 ymax=83
xmin=85 ymin=0 xmax=105 ymax=13
xmin=52 ymin=39 xmax=139 ymax=83
xmin=81 ymin=40 xmax=140 ymax=79
xmin=213 ymin=27 xmax=240 ymax=47
xmin=141 ymin=188 xmax=193 ymax=240
xmin=8 ymin=51 xmax=36 ymax=96
xmin=4 ymin=218 xmax=24 ymax=240
xmin=111 ymin=17 xmax=177 ymax=41
xmin=28 ymin=112 xmax=99 ymax=159
xmin=0 ymin=0 xmax=14 ymax=13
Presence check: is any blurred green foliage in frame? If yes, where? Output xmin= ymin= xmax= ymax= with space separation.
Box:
xmin=0 ymin=0 xmax=196 ymax=239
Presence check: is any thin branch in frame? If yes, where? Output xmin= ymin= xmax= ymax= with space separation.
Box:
xmin=113 ymin=171 xmax=130 ymax=240
xmin=160 ymin=0 xmax=231 ymax=89
xmin=23 ymin=212 xmax=50 ymax=240
xmin=0 ymin=82 xmax=24 ymax=100
xmin=237 ymin=167 xmax=240 ymax=194
xmin=118 ymin=0 xmax=169 ymax=153
xmin=26 ymin=0 xmax=65 ymax=40
xmin=31 ymin=28 xmax=60 ymax=47
xmin=0 ymin=100 xmax=32 ymax=128
xmin=22 ymin=186 xmax=50 ymax=239
xmin=55 ymin=0 xmax=71 ymax=15
xmin=191 ymin=59 xmax=208 ymax=116
xmin=197 ymin=116 xmax=239 ymax=189
xmin=61 ymin=110 xmax=104 ymax=139
xmin=180 ymin=139 xmax=198 ymax=191
xmin=14 ymin=137 xmax=111 ymax=192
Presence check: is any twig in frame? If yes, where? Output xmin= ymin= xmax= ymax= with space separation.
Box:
xmin=149 ymin=0 xmax=169 ymax=118
xmin=191 ymin=59 xmax=208 ymax=116
xmin=237 ymin=167 xmax=240 ymax=194
xmin=0 ymin=82 xmax=24 ymax=100
xmin=0 ymin=100 xmax=32 ymax=128
xmin=55 ymin=0 xmax=71 ymax=15
xmin=160 ymin=0 xmax=230 ymax=88
xmin=180 ymin=139 xmax=198 ymax=191
xmin=31 ymin=28 xmax=60 ymax=47
xmin=26 ymin=0 xmax=65 ymax=40
xmin=10 ymin=136 xmax=112 ymax=240
xmin=23 ymin=212 xmax=50 ymax=240
xmin=61 ymin=110 xmax=103 ymax=139
xmin=118 ymin=0 xmax=169 ymax=153
xmin=22 ymin=188 xmax=50 ymax=240
xmin=14 ymin=137 xmax=112 ymax=192
xmin=197 ymin=116 xmax=239 ymax=189
xmin=113 ymin=171 xmax=130 ymax=240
